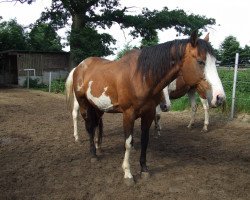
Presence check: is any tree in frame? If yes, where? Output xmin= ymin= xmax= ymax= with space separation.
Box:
xmin=240 ymin=45 xmax=250 ymax=64
xmin=28 ymin=23 xmax=62 ymax=51
xmin=10 ymin=0 xmax=216 ymax=66
xmin=219 ymin=36 xmax=240 ymax=65
xmin=140 ymin=33 xmax=159 ymax=48
xmin=116 ymin=34 xmax=159 ymax=60
xmin=0 ymin=19 xmax=28 ymax=51
xmin=115 ymin=42 xmax=134 ymax=60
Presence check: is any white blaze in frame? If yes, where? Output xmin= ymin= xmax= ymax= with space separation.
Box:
xmin=204 ymin=53 xmax=226 ymax=106
xmin=86 ymin=81 xmax=113 ymax=111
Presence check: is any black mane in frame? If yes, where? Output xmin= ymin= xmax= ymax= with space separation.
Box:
xmin=137 ymin=38 xmax=215 ymax=84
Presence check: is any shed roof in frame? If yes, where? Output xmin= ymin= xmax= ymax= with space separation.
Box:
xmin=0 ymin=50 xmax=70 ymax=55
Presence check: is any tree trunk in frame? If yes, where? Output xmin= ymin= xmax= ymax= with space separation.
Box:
xmin=69 ymin=13 xmax=86 ymax=68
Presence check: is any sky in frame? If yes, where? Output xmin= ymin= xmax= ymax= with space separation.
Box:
xmin=0 ymin=0 xmax=249 ymax=57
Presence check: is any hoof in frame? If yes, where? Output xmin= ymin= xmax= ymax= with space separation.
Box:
xmin=96 ymin=148 xmax=103 ymax=154
xmin=75 ymin=138 xmax=83 ymax=143
xmin=187 ymin=125 xmax=192 ymax=129
xmin=201 ymin=128 xmax=208 ymax=133
xmin=153 ymin=134 xmax=159 ymax=139
xmin=124 ymin=178 xmax=135 ymax=186
xmin=157 ymin=131 xmax=161 ymax=137
xmin=141 ymin=171 xmax=150 ymax=179
xmin=90 ymin=157 xmax=98 ymax=163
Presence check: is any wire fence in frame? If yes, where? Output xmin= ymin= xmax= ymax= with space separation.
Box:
xmin=218 ymin=53 xmax=250 ymax=118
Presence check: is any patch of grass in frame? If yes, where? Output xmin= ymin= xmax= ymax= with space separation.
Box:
xmin=219 ymin=68 xmax=250 ymax=113
xmin=171 ymin=68 xmax=250 ymax=113
xmin=171 ymin=96 xmax=189 ymax=111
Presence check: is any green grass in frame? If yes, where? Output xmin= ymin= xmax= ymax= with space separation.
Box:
xmin=218 ymin=68 xmax=250 ymax=113
xmin=171 ymin=68 xmax=250 ymax=113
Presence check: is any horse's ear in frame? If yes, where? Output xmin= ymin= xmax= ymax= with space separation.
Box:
xmin=190 ymin=30 xmax=198 ymax=47
xmin=204 ymin=33 xmax=210 ymax=42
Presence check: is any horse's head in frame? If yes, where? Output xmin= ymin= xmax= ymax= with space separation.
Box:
xmin=159 ymin=87 xmax=171 ymax=112
xmin=181 ymin=31 xmax=226 ymax=108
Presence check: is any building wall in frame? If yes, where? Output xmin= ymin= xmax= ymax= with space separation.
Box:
xmin=17 ymin=53 xmax=70 ymax=76
xmin=0 ymin=51 xmax=70 ymax=86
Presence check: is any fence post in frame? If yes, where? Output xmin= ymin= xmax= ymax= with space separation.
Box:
xmin=49 ymin=72 xmax=52 ymax=92
xmin=231 ymin=53 xmax=239 ymax=119
xmin=27 ymin=70 xmax=30 ymax=89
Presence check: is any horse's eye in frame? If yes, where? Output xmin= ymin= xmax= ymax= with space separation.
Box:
xmin=197 ymin=60 xmax=205 ymax=66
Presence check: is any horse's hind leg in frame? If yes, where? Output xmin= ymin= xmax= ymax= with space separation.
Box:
xmin=72 ymin=92 xmax=80 ymax=142
xmin=83 ymin=106 xmax=102 ymax=161
xmin=95 ymin=117 xmax=103 ymax=153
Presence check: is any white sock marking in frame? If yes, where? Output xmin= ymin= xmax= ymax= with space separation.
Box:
xmin=122 ymin=135 xmax=133 ymax=179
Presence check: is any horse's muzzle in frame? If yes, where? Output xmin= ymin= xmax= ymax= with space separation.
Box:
xmin=160 ymin=103 xmax=170 ymax=112
xmin=216 ymin=95 xmax=225 ymax=107
xmin=208 ymin=93 xmax=226 ymax=108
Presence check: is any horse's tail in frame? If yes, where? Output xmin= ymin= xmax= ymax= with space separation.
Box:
xmin=65 ymin=67 xmax=76 ymax=112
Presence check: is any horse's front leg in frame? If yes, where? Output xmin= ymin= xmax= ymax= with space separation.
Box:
xmin=122 ymin=110 xmax=135 ymax=186
xmin=187 ymin=90 xmax=197 ymax=129
xmin=140 ymin=108 xmax=155 ymax=178
xmin=154 ymin=105 xmax=162 ymax=137
xmin=200 ymin=98 xmax=209 ymax=132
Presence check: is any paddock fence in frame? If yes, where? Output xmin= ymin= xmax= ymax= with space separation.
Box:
xmin=217 ymin=53 xmax=250 ymax=118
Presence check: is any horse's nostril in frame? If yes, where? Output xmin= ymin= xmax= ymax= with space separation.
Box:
xmin=216 ymin=95 xmax=224 ymax=106
xmin=160 ymin=104 xmax=169 ymax=112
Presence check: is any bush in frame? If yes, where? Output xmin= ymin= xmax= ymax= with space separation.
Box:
xmin=50 ymin=78 xmax=65 ymax=93
xmin=23 ymin=78 xmax=46 ymax=89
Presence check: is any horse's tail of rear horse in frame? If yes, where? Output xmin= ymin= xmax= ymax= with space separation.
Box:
xmin=65 ymin=67 xmax=76 ymax=112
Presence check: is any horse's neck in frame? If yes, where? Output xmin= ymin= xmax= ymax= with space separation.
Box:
xmin=152 ymin=65 xmax=180 ymax=96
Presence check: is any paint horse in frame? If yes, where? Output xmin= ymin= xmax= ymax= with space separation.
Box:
xmin=66 ymin=67 xmax=170 ymax=145
xmin=65 ymin=31 xmax=225 ymax=185
xmin=154 ymin=60 xmax=225 ymax=135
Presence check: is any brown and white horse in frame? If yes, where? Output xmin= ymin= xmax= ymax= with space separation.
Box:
xmin=154 ymin=60 xmax=225 ymax=135
xmin=65 ymin=31 xmax=225 ymax=185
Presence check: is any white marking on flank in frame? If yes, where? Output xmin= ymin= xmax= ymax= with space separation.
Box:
xmin=86 ymin=81 xmax=113 ymax=111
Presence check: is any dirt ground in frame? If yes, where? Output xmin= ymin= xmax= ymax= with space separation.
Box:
xmin=0 ymin=88 xmax=249 ymax=200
